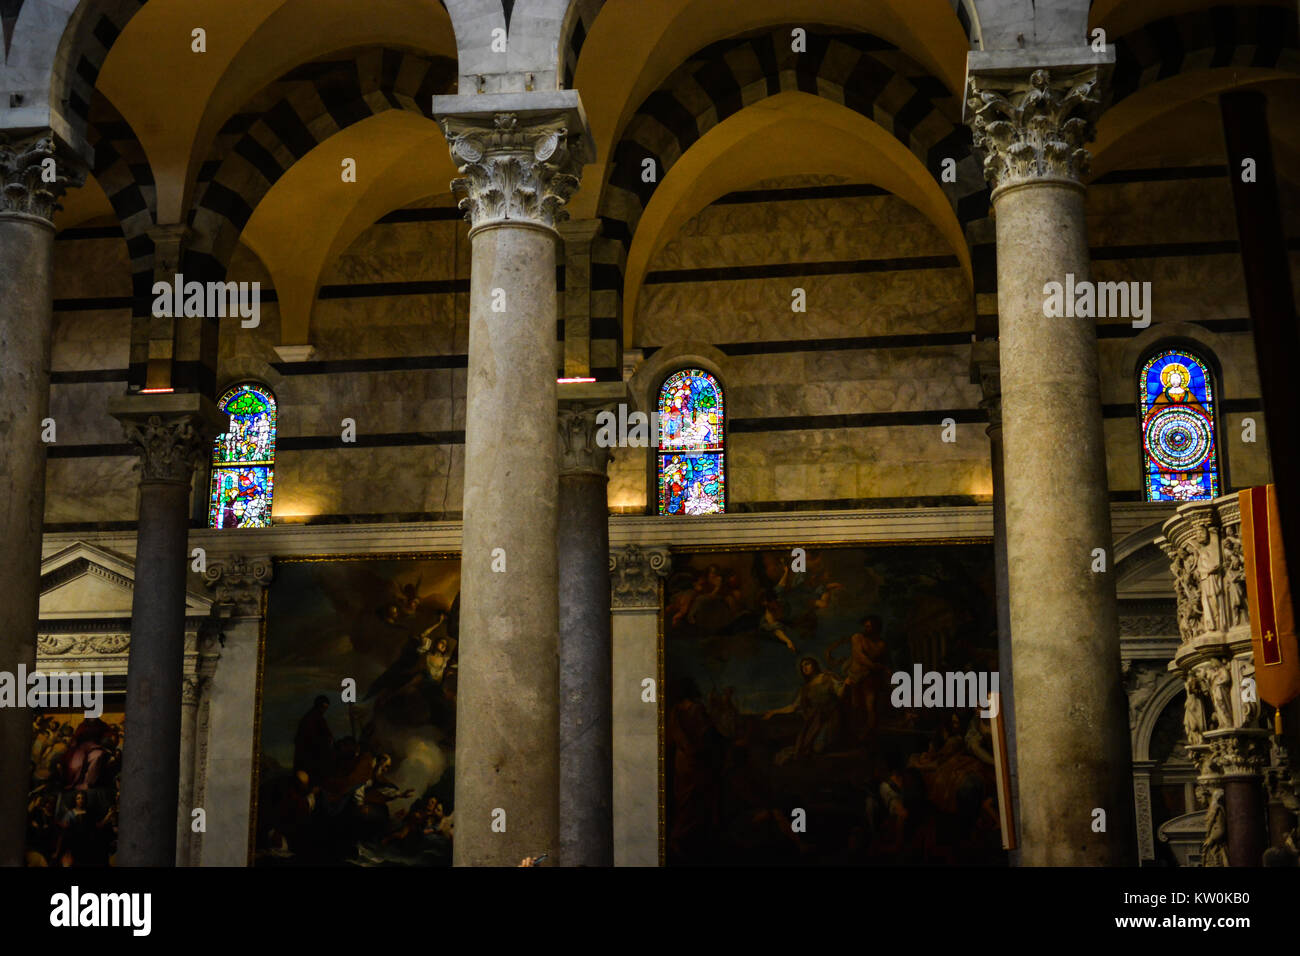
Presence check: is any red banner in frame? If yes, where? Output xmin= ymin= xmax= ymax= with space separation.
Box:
xmin=1240 ymin=485 xmax=1300 ymax=708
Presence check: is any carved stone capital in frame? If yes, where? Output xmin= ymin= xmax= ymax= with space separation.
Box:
xmin=558 ymin=401 xmax=614 ymax=478
xmin=110 ymin=392 xmax=225 ymax=485
xmin=118 ymin=413 xmax=211 ymax=484
xmin=1203 ymin=729 xmax=1271 ymax=779
xmin=0 ymin=131 xmax=87 ymax=224
xmin=439 ymin=112 xmax=584 ymax=233
xmin=609 ymin=544 xmax=671 ymax=609
xmin=965 ymin=67 xmax=1102 ymax=194
xmin=203 ymin=554 xmax=273 ymax=619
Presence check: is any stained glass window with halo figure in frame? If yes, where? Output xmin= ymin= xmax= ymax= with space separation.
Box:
xmin=208 ymin=383 xmax=276 ymax=528
xmin=657 ymin=369 xmax=725 ymax=515
xmin=1139 ymin=350 xmax=1220 ymax=502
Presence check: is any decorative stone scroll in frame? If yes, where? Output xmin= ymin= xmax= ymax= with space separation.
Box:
xmin=202 ymin=554 xmax=273 ymax=620
xmin=609 ymin=545 xmax=671 ymax=609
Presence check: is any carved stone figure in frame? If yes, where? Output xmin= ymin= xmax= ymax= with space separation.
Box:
xmin=1200 ymin=789 xmax=1228 ymax=867
xmin=1173 ymin=547 xmax=1203 ymax=639
xmin=1222 ymin=532 xmax=1248 ymax=627
xmin=1194 ymin=527 xmax=1226 ymax=633
xmin=1183 ymin=673 xmax=1207 ymax=746
xmin=1202 ymin=660 xmax=1236 ymax=730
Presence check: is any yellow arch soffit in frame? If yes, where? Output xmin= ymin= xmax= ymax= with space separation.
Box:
xmin=1093 ymin=67 xmax=1297 ymax=170
xmin=54 ymin=175 xmax=113 ymax=232
xmin=238 ymin=110 xmax=456 ymax=346
xmin=622 ymin=91 xmax=971 ymax=346
xmin=95 ymin=0 xmax=455 ymax=226
xmin=567 ymin=0 xmax=966 ymax=220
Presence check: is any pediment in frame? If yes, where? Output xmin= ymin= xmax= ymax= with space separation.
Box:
xmin=39 ymin=542 xmax=212 ymax=619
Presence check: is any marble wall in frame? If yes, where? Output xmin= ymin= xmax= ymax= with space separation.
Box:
xmin=44 ymin=166 xmax=1282 ymax=526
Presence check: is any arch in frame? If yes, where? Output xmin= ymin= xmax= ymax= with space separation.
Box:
xmin=1137 ymin=343 xmax=1223 ymax=502
xmin=1093 ymin=5 xmax=1300 ymax=166
xmin=184 ymin=49 xmax=455 ymax=282
xmin=594 ymin=26 xmax=990 ymax=370
xmin=557 ymin=0 xmax=604 ymax=89
xmin=1133 ymin=672 xmax=1186 ymax=761
xmin=5 ymin=0 xmax=152 ymax=154
xmin=656 ymin=367 xmax=726 ymax=515
xmin=209 ymin=381 xmax=278 ymax=529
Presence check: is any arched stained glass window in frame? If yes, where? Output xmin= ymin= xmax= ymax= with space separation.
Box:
xmin=1139 ymin=349 xmax=1220 ymax=502
xmin=208 ymin=383 xmax=276 ymax=528
xmin=657 ymin=369 xmax=725 ymax=515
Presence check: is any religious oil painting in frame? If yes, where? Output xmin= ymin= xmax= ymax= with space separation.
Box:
xmin=27 ymin=705 xmax=126 ymax=867
xmin=254 ymin=557 xmax=461 ymax=866
xmin=664 ymin=543 xmax=1005 ymax=865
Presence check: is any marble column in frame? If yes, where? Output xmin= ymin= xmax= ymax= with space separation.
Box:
xmin=965 ymin=57 xmax=1136 ymax=864
xmin=609 ymin=545 xmax=671 ymax=866
xmin=109 ymin=393 xmax=224 ymax=866
xmin=556 ymin=388 xmax=621 ymax=865
xmin=0 ymin=132 xmax=84 ymax=865
xmin=433 ymin=94 xmax=593 ymax=866
xmin=972 ymin=343 xmax=1020 ymax=859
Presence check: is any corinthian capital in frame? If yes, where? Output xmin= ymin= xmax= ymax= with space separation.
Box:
xmin=965 ymin=67 xmax=1102 ymax=193
xmin=435 ymin=93 xmax=593 ymax=234
xmin=558 ymin=403 xmax=613 ymax=478
xmin=110 ymin=392 xmax=225 ymax=485
xmin=120 ymin=414 xmax=211 ymax=483
xmin=0 ymin=131 xmax=87 ymax=223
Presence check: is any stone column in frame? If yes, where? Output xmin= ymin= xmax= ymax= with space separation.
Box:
xmin=972 ymin=343 xmax=1020 ymax=860
xmin=965 ymin=56 xmax=1136 ymax=864
xmin=433 ymin=94 xmax=593 ymax=866
xmin=1158 ymin=496 xmax=1270 ymax=866
xmin=109 ymin=393 xmax=224 ymax=866
xmin=556 ymin=387 xmax=621 ymax=865
xmin=0 ymin=132 xmax=84 ymax=865
xmin=609 ymin=545 xmax=671 ymax=866
xmin=200 ymin=554 xmax=272 ymax=865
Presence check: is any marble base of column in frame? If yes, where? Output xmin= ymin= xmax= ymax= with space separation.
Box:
xmin=110 ymin=393 xmax=223 ymax=866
